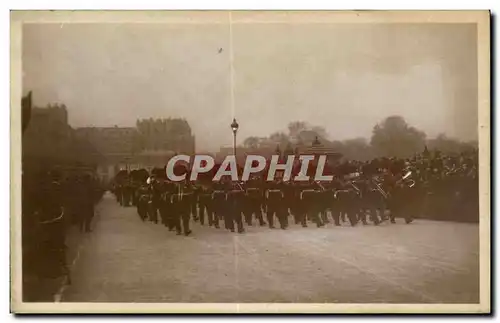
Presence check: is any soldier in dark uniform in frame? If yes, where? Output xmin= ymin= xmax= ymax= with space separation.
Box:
xmin=114 ymin=182 xmax=123 ymax=205
xmin=63 ymin=174 xmax=80 ymax=227
xmin=197 ymin=180 xmax=214 ymax=226
xmin=221 ymin=179 xmax=234 ymax=231
xmin=265 ymin=178 xmax=289 ymax=229
xmin=191 ymin=187 xmax=199 ymax=222
xmin=287 ymin=183 xmax=302 ymax=225
xmin=196 ymin=166 xmax=216 ymax=226
xmin=336 ymin=178 xmax=360 ymax=226
xmin=316 ymin=181 xmax=331 ymax=225
xmin=226 ymin=181 xmax=246 ymax=233
xmin=243 ymin=176 xmax=266 ymax=226
xmin=334 ymin=163 xmax=355 ymax=223
xmin=148 ymin=176 xmax=162 ymax=224
xmin=136 ymin=182 xmax=150 ymax=221
xmin=74 ymin=173 xmax=95 ymax=233
xmin=129 ymin=170 xmax=138 ymax=206
xmin=302 ymin=179 xmax=325 ymax=228
xmin=293 ymin=181 xmax=309 ymax=227
xmin=113 ymin=170 xmax=128 ymax=206
xmin=401 ymin=170 xmax=416 ymax=224
xmin=329 ymin=177 xmax=343 ymax=226
xmin=383 ymin=170 xmax=398 ymax=223
xmin=171 ymin=180 xmax=193 ymax=236
xmin=154 ymin=179 xmax=169 ymax=226
xmin=211 ymin=179 xmax=228 ymax=229
xmin=121 ymin=177 xmax=133 ymax=207
xmin=356 ymin=176 xmax=369 ymax=225
xmin=390 ymin=179 xmax=413 ymax=224
xmin=281 ymin=180 xmax=297 ymax=225
xmin=162 ymin=180 xmax=178 ymax=230
xmin=287 ymin=164 xmax=303 ymax=225
xmin=385 ymin=167 xmax=416 ymax=224
xmin=358 ymin=178 xmax=382 ymax=225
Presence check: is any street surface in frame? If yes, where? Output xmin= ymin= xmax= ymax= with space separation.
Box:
xmin=61 ymin=193 xmax=479 ymax=303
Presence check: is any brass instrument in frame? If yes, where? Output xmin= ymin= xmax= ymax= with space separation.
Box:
xmin=396 ymin=171 xmax=416 ymax=188
xmin=407 ymin=179 xmax=416 ymax=188
xmin=315 ymin=181 xmax=326 ymax=191
xmin=349 ymin=181 xmax=361 ymax=194
xmin=343 ymin=171 xmax=361 ymax=194
xmin=299 ymin=189 xmax=316 ymax=200
xmin=177 ymin=182 xmax=183 ymax=201
xmin=372 ymin=180 xmax=389 ymax=199
xmin=236 ymin=182 xmax=245 ymax=192
xmin=334 ymin=189 xmax=349 ymax=199
xmin=445 ymin=166 xmax=459 ymax=176
xmin=345 ymin=172 xmax=361 ymax=180
xmin=266 ymin=189 xmax=284 ymax=199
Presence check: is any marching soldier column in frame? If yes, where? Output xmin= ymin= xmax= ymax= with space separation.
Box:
xmin=108 ymin=115 xmax=479 ymax=236
xmin=110 ymin=158 xmax=428 ymax=238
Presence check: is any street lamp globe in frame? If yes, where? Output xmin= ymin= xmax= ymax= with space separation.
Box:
xmin=231 ymin=118 xmax=239 ymax=134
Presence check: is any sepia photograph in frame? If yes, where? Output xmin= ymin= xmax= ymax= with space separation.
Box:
xmin=10 ymin=10 xmax=490 ymax=314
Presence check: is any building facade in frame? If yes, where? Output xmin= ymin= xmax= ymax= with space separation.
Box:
xmin=136 ymin=118 xmax=195 ymax=154
xmin=22 ymin=104 xmax=102 ymax=170
xmin=75 ymin=126 xmax=139 ymax=155
xmin=75 ymin=118 xmax=196 ymax=182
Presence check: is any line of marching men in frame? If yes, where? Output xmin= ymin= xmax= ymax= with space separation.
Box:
xmin=112 ymin=172 xmax=415 ymax=236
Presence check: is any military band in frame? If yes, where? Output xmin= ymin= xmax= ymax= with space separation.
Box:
xmin=110 ymin=152 xmax=478 ymax=237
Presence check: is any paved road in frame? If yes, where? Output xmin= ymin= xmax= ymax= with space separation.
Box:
xmin=61 ymin=193 xmax=479 ymax=303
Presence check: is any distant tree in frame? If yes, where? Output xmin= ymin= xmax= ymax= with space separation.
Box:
xmin=341 ymin=137 xmax=373 ymax=161
xmin=464 ymin=140 xmax=479 ymax=151
xmin=269 ymin=131 xmax=290 ymax=147
xmin=287 ymin=121 xmax=308 ymax=139
xmin=297 ymin=130 xmax=318 ymax=146
xmin=370 ymin=116 xmax=426 ymax=158
xmin=257 ymin=137 xmax=279 ymax=151
xmin=243 ymin=136 xmax=260 ymax=149
xmin=427 ymin=133 xmax=477 ymax=155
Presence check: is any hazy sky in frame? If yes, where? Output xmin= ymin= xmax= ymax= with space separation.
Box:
xmin=22 ymin=22 xmax=477 ymax=152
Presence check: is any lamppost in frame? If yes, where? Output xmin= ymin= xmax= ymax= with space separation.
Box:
xmin=124 ymin=156 xmax=130 ymax=172
xmin=230 ymin=118 xmax=239 ymax=158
